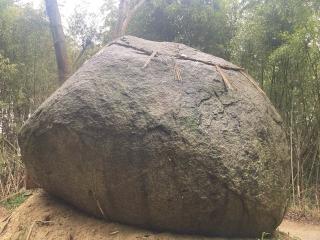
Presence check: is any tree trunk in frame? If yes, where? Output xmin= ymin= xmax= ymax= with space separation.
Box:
xmin=290 ymin=97 xmax=295 ymax=206
xmin=113 ymin=0 xmax=128 ymax=39
xmin=113 ymin=0 xmax=147 ymax=39
xmin=45 ymin=0 xmax=70 ymax=83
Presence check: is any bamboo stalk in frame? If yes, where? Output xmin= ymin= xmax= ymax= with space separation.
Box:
xmin=316 ymin=142 xmax=320 ymax=210
xmin=142 ymin=51 xmax=157 ymax=69
xmin=216 ymin=65 xmax=234 ymax=91
xmin=240 ymin=70 xmax=266 ymax=96
xmin=290 ymin=100 xmax=296 ymax=206
xmin=297 ymin=132 xmax=301 ymax=204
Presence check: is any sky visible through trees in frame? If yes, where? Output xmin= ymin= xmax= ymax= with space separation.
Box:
xmin=20 ymin=0 xmax=106 ymax=24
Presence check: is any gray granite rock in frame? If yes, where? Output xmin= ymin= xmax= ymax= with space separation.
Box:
xmin=19 ymin=36 xmax=290 ymax=238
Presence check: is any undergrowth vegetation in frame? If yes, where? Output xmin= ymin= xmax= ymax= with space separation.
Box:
xmin=0 ymin=146 xmax=24 ymax=200
xmin=1 ymin=191 xmax=28 ymax=210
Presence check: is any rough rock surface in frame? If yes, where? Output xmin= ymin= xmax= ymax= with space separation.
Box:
xmin=19 ymin=36 xmax=290 ymax=238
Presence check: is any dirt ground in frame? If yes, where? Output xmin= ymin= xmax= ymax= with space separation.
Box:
xmin=279 ymin=220 xmax=320 ymax=240
xmin=0 ymin=190 xmax=315 ymax=240
xmin=0 ymin=206 xmax=8 ymax=219
xmin=0 ymin=190 xmax=244 ymax=240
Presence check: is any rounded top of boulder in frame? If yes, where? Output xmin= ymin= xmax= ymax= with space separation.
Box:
xmin=107 ymin=35 xmax=242 ymax=70
xmin=19 ymin=36 xmax=290 ymax=238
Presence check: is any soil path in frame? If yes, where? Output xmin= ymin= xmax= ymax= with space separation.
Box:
xmin=279 ymin=220 xmax=320 ymax=240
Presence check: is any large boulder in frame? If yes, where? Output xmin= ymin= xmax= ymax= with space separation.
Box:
xmin=19 ymin=36 xmax=290 ymax=238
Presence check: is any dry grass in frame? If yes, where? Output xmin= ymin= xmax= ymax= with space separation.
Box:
xmin=0 ymin=147 xmax=24 ymax=200
xmin=286 ymin=203 xmax=320 ymax=225
xmin=286 ymin=186 xmax=320 ymax=224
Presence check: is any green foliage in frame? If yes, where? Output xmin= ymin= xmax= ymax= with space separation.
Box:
xmin=0 ymin=0 xmax=58 ymax=143
xmin=101 ymin=0 xmax=118 ymax=43
xmin=67 ymin=4 xmax=100 ymax=48
xmin=230 ymin=0 xmax=320 ymax=206
xmin=67 ymin=4 xmax=103 ymax=69
xmin=0 ymin=53 xmax=16 ymax=113
xmin=128 ymin=0 xmax=235 ymax=58
xmin=1 ymin=192 xmax=28 ymax=210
